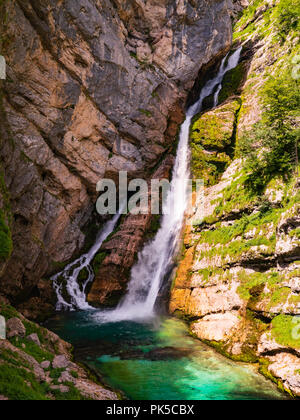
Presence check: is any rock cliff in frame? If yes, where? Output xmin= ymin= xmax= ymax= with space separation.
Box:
xmin=170 ymin=0 xmax=300 ymax=397
xmin=0 ymin=0 xmax=234 ymax=315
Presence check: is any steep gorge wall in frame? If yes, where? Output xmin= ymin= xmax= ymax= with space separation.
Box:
xmin=0 ymin=0 xmax=234 ymax=315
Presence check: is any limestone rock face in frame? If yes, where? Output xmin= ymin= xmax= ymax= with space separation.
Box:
xmin=191 ymin=312 xmax=242 ymax=342
xmin=0 ymin=0 xmax=233 ymax=311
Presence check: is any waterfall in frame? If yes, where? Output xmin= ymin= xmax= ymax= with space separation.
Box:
xmin=94 ymin=47 xmax=242 ymax=323
xmin=52 ymin=210 xmax=123 ymax=311
xmin=52 ymin=47 xmax=242 ymax=319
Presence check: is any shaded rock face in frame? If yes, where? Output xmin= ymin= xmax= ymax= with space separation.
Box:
xmin=0 ymin=0 xmax=233 ymax=312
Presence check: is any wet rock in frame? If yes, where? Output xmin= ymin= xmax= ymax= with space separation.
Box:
xmin=6 ymin=318 xmax=26 ymax=339
xmin=146 ymin=347 xmax=191 ymax=361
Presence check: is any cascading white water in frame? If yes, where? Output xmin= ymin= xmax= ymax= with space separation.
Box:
xmin=94 ymin=47 xmax=243 ymax=323
xmin=53 ymin=47 xmax=242 ymax=318
xmin=52 ymin=210 xmax=123 ymax=311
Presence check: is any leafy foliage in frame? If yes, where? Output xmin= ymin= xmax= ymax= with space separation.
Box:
xmin=239 ymin=63 xmax=300 ymax=193
xmin=274 ymin=0 xmax=300 ymax=41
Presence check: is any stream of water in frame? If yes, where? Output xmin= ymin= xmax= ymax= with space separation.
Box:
xmin=52 ymin=209 xmax=123 ymax=311
xmin=46 ymin=48 xmax=287 ymax=400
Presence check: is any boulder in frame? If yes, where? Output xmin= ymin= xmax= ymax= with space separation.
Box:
xmin=52 ymin=355 xmax=70 ymax=369
xmin=27 ymin=333 xmax=41 ymax=347
xmin=40 ymin=361 xmax=51 ymax=370
xmin=6 ymin=318 xmax=26 ymax=339
xmin=191 ymin=312 xmax=242 ymax=342
xmin=58 ymin=371 xmax=76 ymax=384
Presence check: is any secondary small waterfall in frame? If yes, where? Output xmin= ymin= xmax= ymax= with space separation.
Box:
xmin=52 ymin=210 xmax=122 ymax=311
xmin=97 ymin=47 xmax=242 ymax=322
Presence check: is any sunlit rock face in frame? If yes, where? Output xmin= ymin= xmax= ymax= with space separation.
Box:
xmin=170 ymin=0 xmax=300 ymax=398
xmin=0 ymin=0 xmax=233 ymax=312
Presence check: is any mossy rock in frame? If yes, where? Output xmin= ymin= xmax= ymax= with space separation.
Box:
xmin=92 ymin=251 xmax=109 ymax=275
xmin=218 ymin=62 xmax=246 ymax=104
xmin=0 ymin=211 xmax=12 ymax=261
xmin=190 ymin=100 xmax=241 ymax=186
xmin=271 ymin=315 xmax=300 ymax=350
xmin=191 ymin=100 xmax=240 ymax=150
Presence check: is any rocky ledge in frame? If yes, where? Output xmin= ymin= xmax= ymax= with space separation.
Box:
xmin=0 ymin=302 xmax=117 ymax=400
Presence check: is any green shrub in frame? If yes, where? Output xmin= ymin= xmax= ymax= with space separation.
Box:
xmin=289 ymin=228 xmax=300 ymax=239
xmin=0 ymin=303 xmax=20 ymax=319
xmin=239 ymin=62 xmax=300 ymax=193
xmin=10 ymin=337 xmax=54 ymax=364
xmin=71 ymin=370 xmax=79 ymax=379
xmin=49 ymin=368 xmax=65 ymax=380
xmin=274 ymin=0 xmax=300 ymax=41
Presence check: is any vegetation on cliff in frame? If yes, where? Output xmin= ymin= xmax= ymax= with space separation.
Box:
xmin=172 ymin=0 xmax=300 ymax=397
xmin=190 ymin=100 xmax=241 ymax=186
xmin=239 ymin=63 xmax=300 ymax=192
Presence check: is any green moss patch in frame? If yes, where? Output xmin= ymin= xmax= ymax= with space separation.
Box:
xmin=92 ymin=251 xmax=109 ymax=275
xmin=0 ymin=364 xmax=51 ymax=400
xmin=190 ymin=101 xmax=241 ymax=186
xmin=218 ymin=62 xmax=246 ymax=104
xmin=271 ymin=315 xmax=300 ymax=350
xmin=10 ymin=337 xmax=54 ymax=364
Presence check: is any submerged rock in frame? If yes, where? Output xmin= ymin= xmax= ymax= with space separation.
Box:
xmin=146 ymin=347 xmax=191 ymax=361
